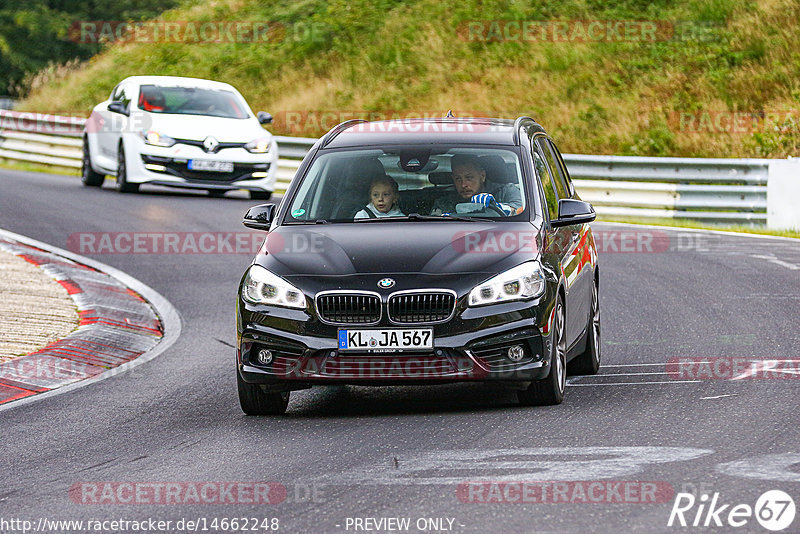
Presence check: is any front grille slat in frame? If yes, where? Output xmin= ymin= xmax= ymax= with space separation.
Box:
xmin=318 ymin=291 xmax=455 ymax=325
xmin=388 ymin=292 xmax=455 ymax=324
xmin=317 ymin=293 xmax=381 ymax=324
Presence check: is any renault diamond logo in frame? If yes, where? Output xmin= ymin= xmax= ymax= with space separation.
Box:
xmin=203 ymin=136 xmax=219 ymax=153
xmin=378 ymin=278 xmax=395 ymax=289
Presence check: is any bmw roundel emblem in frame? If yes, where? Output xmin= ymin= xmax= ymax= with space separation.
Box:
xmin=378 ymin=278 xmax=395 ymax=289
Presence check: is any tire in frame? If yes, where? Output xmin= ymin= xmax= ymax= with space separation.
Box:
xmin=81 ymin=139 xmax=105 ymax=187
xmin=518 ymin=298 xmax=566 ymax=406
xmin=249 ymin=190 xmax=272 ymax=201
xmin=237 ymin=372 xmax=290 ymax=415
xmin=568 ymin=280 xmax=601 ymax=375
xmin=116 ymin=144 xmax=139 ymax=193
xmin=208 ymin=189 xmax=227 ymax=198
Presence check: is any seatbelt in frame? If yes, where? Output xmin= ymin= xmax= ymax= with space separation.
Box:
xmin=366 ymin=205 xmax=378 ymax=219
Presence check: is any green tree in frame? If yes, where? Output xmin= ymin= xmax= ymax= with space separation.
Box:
xmin=0 ymin=0 xmax=179 ymax=96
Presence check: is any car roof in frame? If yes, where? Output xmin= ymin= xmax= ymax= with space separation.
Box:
xmin=321 ymin=117 xmax=547 ymax=148
xmin=116 ymin=76 xmax=238 ymax=92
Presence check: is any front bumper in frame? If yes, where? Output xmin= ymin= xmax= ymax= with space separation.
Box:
xmin=237 ymin=298 xmax=552 ymax=389
xmin=123 ymin=135 xmax=278 ymax=192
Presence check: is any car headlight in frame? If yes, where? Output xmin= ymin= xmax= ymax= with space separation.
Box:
xmin=468 ymin=261 xmax=545 ymax=307
xmin=244 ymin=137 xmax=271 ymax=153
xmin=141 ymin=130 xmax=176 ymax=147
xmin=242 ymin=265 xmax=306 ymax=309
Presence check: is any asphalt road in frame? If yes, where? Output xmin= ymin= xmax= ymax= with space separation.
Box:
xmin=1 ymin=169 xmax=799 ymax=534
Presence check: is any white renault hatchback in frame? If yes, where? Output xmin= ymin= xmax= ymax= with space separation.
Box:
xmin=82 ymin=76 xmax=278 ymax=199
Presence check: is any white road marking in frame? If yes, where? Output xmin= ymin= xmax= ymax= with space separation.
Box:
xmin=749 ymin=254 xmax=800 ymax=270
xmin=318 ymin=447 xmax=713 ymax=485
xmin=604 ymin=362 xmax=711 ymax=367
xmin=699 ymin=394 xmax=737 ymax=400
xmin=600 ymin=372 xmax=671 ymax=376
xmin=567 ymin=380 xmax=702 ymax=387
xmin=732 ymin=359 xmax=800 ymax=380
xmin=717 ymin=453 xmax=800 ymax=482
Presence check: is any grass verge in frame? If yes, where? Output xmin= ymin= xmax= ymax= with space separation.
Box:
xmin=0 ymin=159 xmax=80 ymax=177
xmin=598 ymin=216 xmax=800 ymax=239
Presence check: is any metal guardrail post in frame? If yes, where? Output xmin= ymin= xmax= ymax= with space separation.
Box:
xmin=767 ymin=158 xmax=800 ymax=231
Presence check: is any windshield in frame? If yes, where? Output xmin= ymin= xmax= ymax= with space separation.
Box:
xmin=286 ymin=146 xmax=528 ymax=223
xmin=136 ymin=85 xmax=249 ymax=119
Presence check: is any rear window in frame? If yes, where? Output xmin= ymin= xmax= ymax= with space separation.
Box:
xmin=136 ymin=85 xmax=248 ymax=119
xmin=286 ymin=146 xmax=528 ymax=223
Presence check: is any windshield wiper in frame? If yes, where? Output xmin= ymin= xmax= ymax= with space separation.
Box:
xmin=353 ymin=213 xmax=494 ymax=222
xmin=351 ymin=214 xmax=435 ymax=222
xmin=407 ymin=213 xmax=496 ymax=222
xmin=288 ymin=219 xmax=328 ymax=225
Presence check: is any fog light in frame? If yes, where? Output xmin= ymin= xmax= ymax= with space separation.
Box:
xmin=257 ymin=348 xmax=273 ymax=365
xmin=507 ymin=345 xmax=525 ymax=362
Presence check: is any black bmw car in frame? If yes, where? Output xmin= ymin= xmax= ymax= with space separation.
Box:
xmin=236 ymin=116 xmax=600 ymax=414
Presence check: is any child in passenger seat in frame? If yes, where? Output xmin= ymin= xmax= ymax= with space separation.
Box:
xmin=354 ymin=176 xmax=405 ymax=219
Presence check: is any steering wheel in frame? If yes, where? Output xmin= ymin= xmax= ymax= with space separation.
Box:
xmin=479 ymin=201 xmax=507 ymax=216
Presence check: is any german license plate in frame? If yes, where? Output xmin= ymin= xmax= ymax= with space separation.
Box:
xmin=338 ymin=328 xmax=433 ymax=351
xmin=188 ymin=159 xmax=234 ymax=172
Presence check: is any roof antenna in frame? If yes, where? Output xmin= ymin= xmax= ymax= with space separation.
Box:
xmin=445 ymin=110 xmax=455 ymax=117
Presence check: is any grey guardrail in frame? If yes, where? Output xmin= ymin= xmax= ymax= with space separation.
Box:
xmin=0 ymin=97 xmax=17 ymax=110
xmin=0 ymin=110 xmax=306 ymax=191
xmin=563 ymin=155 xmax=773 ymax=224
xmin=1 ymin=110 xmax=798 ymax=229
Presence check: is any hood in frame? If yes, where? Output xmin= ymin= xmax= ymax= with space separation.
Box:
xmin=140 ymin=112 xmax=267 ymax=142
xmin=256 ymin=221 xmax=542 ymax=279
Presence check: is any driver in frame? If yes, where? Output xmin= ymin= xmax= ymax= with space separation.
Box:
xmin=430 ymin=155 xmax=522 ymax=216
xmin=139 ymin=89 xmax=165 ymax=112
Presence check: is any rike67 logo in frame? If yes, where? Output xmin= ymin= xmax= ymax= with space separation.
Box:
xmin=668 ymin=490 xmax=796 ymax=531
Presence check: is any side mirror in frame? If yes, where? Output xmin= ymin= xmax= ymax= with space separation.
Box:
xmin=243 ymin=203 xmax=276 ymax=231
xmin=257 ymin=111 xmax=273 ymax=125
xmin=551 ymin=199 xmax=596 ymax=227
xmin=107 ymin=101 xmax=128 ymax=115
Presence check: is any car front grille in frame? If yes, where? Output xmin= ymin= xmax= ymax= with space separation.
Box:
xmin=141 ymin=155 xmax=267 ymax=182
xmin=316 ymin=293 xmax=381 ymax=324
xmin=387 ymin=292 xmax=456 ymax=324
xmin=173 ymin=138 xmax=246 ymax=153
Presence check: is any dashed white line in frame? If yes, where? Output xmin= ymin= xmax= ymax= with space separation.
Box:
xmin=600 ymin=372 xmax=671 ymax=376
xmin=749 ymin=254 xmax=800 ymax=270
xmin=731 ymin=359 xmax=800 ymax=380
xmin=567 ymin=380 xmax=702 ymax=387
xmin=603 ymin=362 xmax=711 ymax=367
